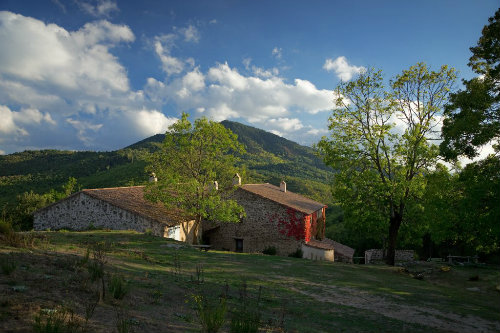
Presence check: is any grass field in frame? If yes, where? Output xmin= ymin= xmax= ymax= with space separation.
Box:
xmin=1 ymin=230 xmax=499 ymax=332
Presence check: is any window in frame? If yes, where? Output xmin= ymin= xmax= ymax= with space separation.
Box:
xmin=235 ymin=239 xmax=243 ymax=252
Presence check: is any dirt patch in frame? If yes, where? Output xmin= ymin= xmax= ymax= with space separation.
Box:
xmin=289 ymin=283 xmax=500 ymax=333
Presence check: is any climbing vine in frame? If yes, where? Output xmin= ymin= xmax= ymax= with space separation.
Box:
xmin=268 ymin=208 xmax=308 ymax=241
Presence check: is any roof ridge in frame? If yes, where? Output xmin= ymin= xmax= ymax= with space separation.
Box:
xmin=84 ymin=185 xmax=146 ymax=191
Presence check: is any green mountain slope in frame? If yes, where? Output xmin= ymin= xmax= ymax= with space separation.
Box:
xmin=0 ymin=121 xmax=334 ymax=210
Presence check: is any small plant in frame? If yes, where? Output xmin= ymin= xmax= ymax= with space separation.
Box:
xmin=83 ymin=290 xmax=100 ymax=329
xmin=191 ymin=263 xmax=204 ymax=284
xmin=230 ymin=282 xmax=261 ymax=333
xmin=172 ymin=251 xmax=182 ymax=281
xmin=0 ymin=257 xmax=17 ymax=275
xmin=262 ymin=246 xmax=277 ymax=256
xmin=144 ymin=228 xmax=153 ymax=236
xmin=192 ymin=293 xmax=227 ymax=333
xmin=151 ymin=289 xmax=163 ymax=304
xmin=108 ymin=274 xmax=130 ymax=300
xmin=33 ymin=307 xmax=81 ymax=333
xmin=288 ymin=248 xmax=303 ymax=258
xmin=115 ymin=306 xmax=133 ymax=333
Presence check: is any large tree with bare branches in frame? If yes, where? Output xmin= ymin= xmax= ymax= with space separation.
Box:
xmin=317 ymin=63 xmax=456 ymax=265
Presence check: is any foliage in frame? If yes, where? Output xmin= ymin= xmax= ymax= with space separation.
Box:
xmin=288 ymin=248 xmax=303 ymax=258
xmin=441 ymin=8 xmax=500 ymax=160
xmin=230 ymin=282 xmax=261 ymax=333
xmin=262 ymin=246 xmax=277 ymax=255
xmin=192 ymin=293 xmax=227 ymax=333
xmin=317 ymin=63 xmax=456 ymax=265
xmin=0 ymin=256 xmax=17 ymax=275
xmin=145 ymin=113 xmax=246 ymax=243
xmin=109 ymin=274 xmax=130 ymax=300
xmin=33 ymin=307 xmax=81 ymax=333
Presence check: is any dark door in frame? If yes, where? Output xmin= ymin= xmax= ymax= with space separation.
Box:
xmin=235 ymin=239 xmax=243 ymax=252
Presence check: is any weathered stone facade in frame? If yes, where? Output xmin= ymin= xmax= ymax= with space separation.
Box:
xmin=34 ymin=188 xmax=197 ymax=242
xmin=203 ymin=188 xmax=308 ymax=256
xmin=364 ymin=249 xmax=415 ymax=264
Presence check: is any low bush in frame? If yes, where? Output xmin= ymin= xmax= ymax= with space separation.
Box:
xmin=33 ymin=307 xmax=81 ymax=333
xmin=288 ymin=248 xmax=303 ymax=258
xmin=262 ymin=246 xmax=277 ymax=256
xmin=0 ymin=256 xmax=17 ymax=275
xmin=109 ymin=274 xmax=130 ymax=300
xmin=192 ymin=293 xmax=227 ymax=333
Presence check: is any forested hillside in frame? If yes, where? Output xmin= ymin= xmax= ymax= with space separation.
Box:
xmin=0 ymin=121 xmax=335 ymax=219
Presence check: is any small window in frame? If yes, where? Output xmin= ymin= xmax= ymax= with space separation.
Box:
xmin=235 ymin=239 xmax=243 ymax=252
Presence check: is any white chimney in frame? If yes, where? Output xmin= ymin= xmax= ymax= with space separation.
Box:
xmin=211 ymin=181 xmax=218 ymax=191
xmin=149 ymin=172 xmax=157 ymax=183
xmin=233 ymin=173 xmax=241 ymax=186
xmin=280 ymin=180 xmax=286 ymax=192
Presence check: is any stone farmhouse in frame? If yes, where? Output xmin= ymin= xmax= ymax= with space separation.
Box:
xmin=203 ymin=176 xmax=355 ymax=262
xmin=34 ymin=177 xmax=354 ymax=262
xmin=33 ymin=186 xmax=198 ymax=243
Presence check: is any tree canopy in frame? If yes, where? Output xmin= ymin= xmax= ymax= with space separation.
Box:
xmin=441 ymin=8 xmax=500 ymax=160
xmin=317 ymin=63 xmax=456 ymax=265
xmin=145 ymin=113 xmax=245 ymax=242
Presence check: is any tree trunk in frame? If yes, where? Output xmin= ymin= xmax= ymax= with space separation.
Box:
xmin=386 ymin=213 xmax=402 ymax=266
xmin=191 ymin=215 xmax=202 ymax=245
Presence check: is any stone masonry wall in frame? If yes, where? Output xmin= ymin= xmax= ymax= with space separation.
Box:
xmin=364 ymin=249 xmax=415 ymax=264
xmin=34 ymin=192 xmax=167 ymax=237
xmin=202 ymin=188 xmax=305 ymax=256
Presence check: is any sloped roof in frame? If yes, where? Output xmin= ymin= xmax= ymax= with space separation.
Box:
xmin=305 ymin=239 xmax=335 ymax=250
xmin=322 ymin=238 xmax=355 ymax=258
xmin=81 ymin=186 xmax=188 ymax=226
xmin=240 ymin=183 xmax=325 ymax=214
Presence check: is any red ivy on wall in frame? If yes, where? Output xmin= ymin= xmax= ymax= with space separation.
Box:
xmin=268 ymin=208 xmax=311 ymax=241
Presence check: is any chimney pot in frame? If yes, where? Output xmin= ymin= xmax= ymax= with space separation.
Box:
xmin=280 ymin=180 xmax=286 ymax=192
xmin=233 ymin=173 xmax=241 ymax=186
xmin=149 ymin=172 xmax=157 ymax=183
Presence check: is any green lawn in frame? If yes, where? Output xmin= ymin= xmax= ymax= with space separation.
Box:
xmin=1 ymin=230 xmax=499 ymax=332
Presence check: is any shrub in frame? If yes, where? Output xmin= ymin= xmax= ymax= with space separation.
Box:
xmin=0 ymin=257 xmax=17 ymax=275
xmin=262 ymin=246 xmax=277 ymax=256
xmin=192 ymin=294 xmax=226 ymax=333
xmin=144 ymin=228 xmax=153 ymax=236
xmin=288 ymin=248 xmax=303 ymax=258
xmin=0 ymin=220 xmax=13 ymax=235
xmin=109 ymin=274 xmax=130 ymax=300
xmin=33 ymin=307 xmax=81 ymax=333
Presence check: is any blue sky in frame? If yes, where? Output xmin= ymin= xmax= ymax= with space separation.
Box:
xmin=0 ymin=0 xmax=498 ymax=154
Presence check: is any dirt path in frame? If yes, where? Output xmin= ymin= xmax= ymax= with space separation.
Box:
xmin=289 ymin=284 xmax=500 ymax=333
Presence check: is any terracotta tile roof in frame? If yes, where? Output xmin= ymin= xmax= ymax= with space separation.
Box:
xmin=240 ymin=183 xmax=325 ymax=214
xmin=322 ymin=238 xmax=355 ymax=258
xmin=82 ymin=186 xmax=188 ymax=226
xmin=305 ymin=239 xmax=336 ymax=250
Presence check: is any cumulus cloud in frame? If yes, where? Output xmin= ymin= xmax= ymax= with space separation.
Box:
xmin=145 ymin=62 xmax=333 ymax=131
xmin=77 ymin=0 xmax=119 ymax=17
xmin=323 ymin=56 xmax=365 ymax=81
xmin=153 ymin=25 xmax=200 ymax=76
xmin=0 ymin=105 xmax=55 ymax=137
xmin=129 ymin=109 xmax=178 ymax=136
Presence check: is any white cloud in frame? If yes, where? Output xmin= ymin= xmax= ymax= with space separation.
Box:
xmin=180 ymin=25 xmax=200 ymax=43
xmin=272 ymin=47 xmax=282 ymax=59
xmin=0 ymin=12 xmax=134 ymax=96
xmin=0 ymin=105 xmax=55 ymax=137
xmin=267 ymin=118 xmax=304 ymax=131
xmin=129 ymin=109 xmax=178 ymax=136
xmin=77 ymin=0 xmax=119 ymax=17
xmin=145 ymin=62 xmax=333 ymax=126
xmin=66 ymin=118 xmax=103 ymax=145
xmin=209 ymin=19 xmax=217 ymax=24
xmin=152 ymin=25 xmax=200 ymax=76
xmin=323 ymin=56 xmax=365 ymax=81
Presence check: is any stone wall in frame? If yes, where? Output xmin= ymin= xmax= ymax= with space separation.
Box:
xmin=34 ymin=192 xmax=168 ymax=237
xmin=202 ymin=188 xmax=305 ymax=256
xmin=302 ymin=244 xmax=334 ymax=262
xmin=364 ymin=249 xmax=415 ymax=264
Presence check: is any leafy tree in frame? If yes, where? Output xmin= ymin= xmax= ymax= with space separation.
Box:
xmin=317 ymin=63 xmax=456 ymax=265
xmin=441 ymin=8 xmax=500 ymax=159
xmin=145 ymin=113 xmax=245 ymax=243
